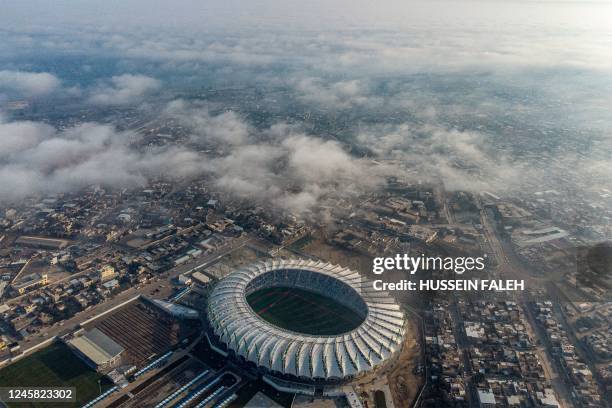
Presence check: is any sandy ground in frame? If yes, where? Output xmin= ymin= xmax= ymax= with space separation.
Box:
xmin=292 ymin=395 xmax=343 ymax=407
xmin=298 ymin=237 xmax=373 ymax=274
xmin=347 ymin=318 xmax=422 ymax=408
xmin=386 ymin=318 xmax=423 ymax=407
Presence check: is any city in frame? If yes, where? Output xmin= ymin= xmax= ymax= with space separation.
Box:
xmin=0 ymin=1 xmax=611 ymax=407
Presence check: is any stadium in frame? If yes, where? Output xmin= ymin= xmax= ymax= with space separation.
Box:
xmin=206 ymin=259 xmax=406 ymax=382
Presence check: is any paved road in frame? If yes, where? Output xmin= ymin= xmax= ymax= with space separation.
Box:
xmin=519 ymin=292 xmax=573 ymax=408
xmin=448 ymin=297 xmax=479 ymax=408
xmin=474 ymin=197 xmax=572 ymax=408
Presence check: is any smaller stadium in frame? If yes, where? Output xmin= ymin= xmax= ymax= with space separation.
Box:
xmin=207 ymin=259 xmax=406 ymax=382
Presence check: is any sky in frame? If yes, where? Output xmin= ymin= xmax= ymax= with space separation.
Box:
xmin=3 ymin=0 xmax=612 ymax=31
xmin=0 ymin=0 xmax=611 ymax=214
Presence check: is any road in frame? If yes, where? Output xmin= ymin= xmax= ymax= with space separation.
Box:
xmin=448 ymin=297 xmax=478 ymax=408
xmin=474 ymin=196 xmax=572 ymax=408
xmin=519 ymin=291 xmax=573 ymax=408
xmin=433 ymin=180 xmax=455 ymax=224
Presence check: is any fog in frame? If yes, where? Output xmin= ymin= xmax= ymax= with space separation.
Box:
xmin=0 ymin=0 xmax=611 ymax=213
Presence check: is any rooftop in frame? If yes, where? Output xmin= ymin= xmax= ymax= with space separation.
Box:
xmin=68 ymin=328 xmax=124 ymax=366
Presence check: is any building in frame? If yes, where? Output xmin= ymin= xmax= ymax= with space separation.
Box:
xmin=192 ymin=271 xmax=211 ymax=286
xmin=152 ymin=299 xmax=199 ymax=319
xmin=174 ymin=255 xmax=190 ymax=266
xmin=177 ymin=273 xmax=191 ymax=285
xmin=99 ymin=265 xmax=117 ymax=282
xmin=102 ymin=279 xmax=119 ymax=290
xmin=477 ymin=390 xmax=497 ymax=408
xmin=68 ymin=328 xmax=124 ymax=371
xmin=537 ymin=389 xmax=561 ymax=408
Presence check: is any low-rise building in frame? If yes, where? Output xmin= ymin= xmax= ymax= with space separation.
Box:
xmin=67 ymin=328 xmax=124 ymax=371
xmin=99 ymin=265 xmax=117 ymax=282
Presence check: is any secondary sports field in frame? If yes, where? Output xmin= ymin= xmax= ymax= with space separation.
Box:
xmin=246 ymin=286 xmax=364 ymax=335
xmin=0 ymin=341 xmax=112 ymax=408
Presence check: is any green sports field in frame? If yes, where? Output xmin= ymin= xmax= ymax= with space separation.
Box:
xmin=246 ymin=286 xmax=364 ymax=335
xmin=0 ymin=341 xmax=112 ymax=408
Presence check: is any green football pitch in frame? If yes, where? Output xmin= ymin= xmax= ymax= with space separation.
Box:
xmin=246 ymin=286 xmax=364 ymax=335
xmin=0 ymin=341 xmax=112 ymax=408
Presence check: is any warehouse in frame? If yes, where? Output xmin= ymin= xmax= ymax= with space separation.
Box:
xmin=68 ymin=328 xmax=124 ymax=371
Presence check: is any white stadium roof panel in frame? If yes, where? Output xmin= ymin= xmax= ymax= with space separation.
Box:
xmin=207 ymin=259 xmax=405 ymax=380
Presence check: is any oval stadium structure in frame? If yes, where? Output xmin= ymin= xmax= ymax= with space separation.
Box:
xmin=207 ymin=259 xmax=406 ymax=381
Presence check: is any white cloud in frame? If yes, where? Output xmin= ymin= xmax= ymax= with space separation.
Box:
xmin=0 ymin=1 xmax=609 ymax=211
xmin=0 ymin=102 xmax=389 ymax=215
xmin=356 ymin=122 xmax=525 ymax=193
xmin=0 ymin=115 xmax=203 ymax=201
xmin=165 ymin=100 xmax=249 ymax=146
xmin=88 ymin=74 xmax=161 ymax=105
xmin=0 ymin=70 xmax=61 ymax=97
xmin=293 ymin=78 xmax=377 ymax=109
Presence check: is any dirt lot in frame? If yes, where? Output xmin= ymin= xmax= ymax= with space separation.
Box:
xmin=294 ymin=236 xmax=373 ymax=275
xmin=349 ymin=317 xmax=423 ymax=408
xmin=220 ymin=245 xmax=265 ymax=269
xmin=386 ymin=318 xmax=424 ymax=407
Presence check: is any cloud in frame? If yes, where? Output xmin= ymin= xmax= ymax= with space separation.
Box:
xmin=0 ymin=115 xmax=204 ymax=202
xmin=164 ymin=100 xmax=249 ymax=146
xmin=0 ymin=117 xmax=55 ymax=156
xmin=356 ymin=122 xmax=525 ymax=193
xmin=204 ymin=133 xmax=383 ymax=214
xmin=0 ymin=102 xmax=389 ymax=216
xmin=0 ymin=70 xmax=61 ymax=97
xmin=0 ymin=1 xmax=609 ymax=213
xmin=88 ymin=74 xmax=161 ymax=105
xmin=164 ymin=101 xmax=388 ymax=213
xmin=293 ymin=78 xmax=378 ymax=109
xmin=0 ymin=71 xmax=161 ymax=106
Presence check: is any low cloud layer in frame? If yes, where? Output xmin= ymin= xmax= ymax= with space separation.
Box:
xmin=357 ymin=123 xmax=525 ymax=192
xmin=0 ymin=114 xmax=205 ymax=201
xmin=0 ymin=103 xmax=388 ymax=215
xmin=0 ymin=0 xmax=610 ymax=213
xmin=0 ymin=70 xmax=61 ymax=98
xmin=167 ymin=101 xmax=388 ymax=213
xmin=0 ymin=70 xmax=161 ymax=107
xmin=88 ymin=74 xmax=161 ymax=105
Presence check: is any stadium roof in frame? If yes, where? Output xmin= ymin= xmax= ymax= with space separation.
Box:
xmin=207 ymin=259 xmax=406 ymax=380
xmin=152 ymin=299 xmax=199 ymax=319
